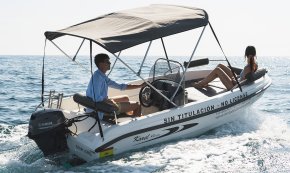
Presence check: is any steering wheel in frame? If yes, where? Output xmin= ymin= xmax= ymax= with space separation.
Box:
xmin=139 ymin=84 xmax=154 ymax=107
xmin=139 ymin=79 xmax=182 ymax=108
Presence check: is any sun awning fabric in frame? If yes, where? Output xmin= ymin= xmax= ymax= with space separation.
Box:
xmin=45 ymin=4 xmax=208 ymax=53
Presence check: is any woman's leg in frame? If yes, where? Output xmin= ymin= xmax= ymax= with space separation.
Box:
xmin=217 ymin=70 xmax=235 ymax=90
xmin=193 ymin=67 xmax=234 ymax=90
xmin=217 ymin=64 xmax=234 ymax=78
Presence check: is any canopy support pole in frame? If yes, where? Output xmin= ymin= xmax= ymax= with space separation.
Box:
xmin=170 ymin=25 xmax=207 ymax=101
xmin=209 ymin=22 xmax=242 ymax=92
xmin=137 ymin=41 xmax=152 ymax=76
xmin=107 ymin=51 xmax=121 ymax=77
xmin=111 ymin=53 xmax=177 ymax=107
xmin=161 ymin=38 xmax=172 ymax=73
xmin=49 ymin=40 xmax=90 ymax=73
xmin=186 ymin=25 xmax=207 ymax=72
xmin=72 ymin=39 xmax=85 ymax=61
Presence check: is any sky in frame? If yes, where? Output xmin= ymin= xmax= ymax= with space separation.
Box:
xmin=0 ymin=0 xmax=290 ymax=57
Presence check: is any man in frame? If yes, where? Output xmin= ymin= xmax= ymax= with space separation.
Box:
xmin=86 ymin=53 xmax=145 ymax=119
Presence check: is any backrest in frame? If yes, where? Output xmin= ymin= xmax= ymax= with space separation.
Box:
xmin=73 ymin=93 xmax=118 ymax=113
xmin=245 ymin=68 xmax=267 ymax=82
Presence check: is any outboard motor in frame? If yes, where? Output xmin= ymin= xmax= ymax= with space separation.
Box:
xmin=28 ymin=109 xmax=68 ymax=156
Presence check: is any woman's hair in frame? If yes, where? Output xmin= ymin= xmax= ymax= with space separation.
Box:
xmin=245 ymin=46 xmax=256 ymax=72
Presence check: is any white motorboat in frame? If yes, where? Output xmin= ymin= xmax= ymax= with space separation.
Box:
xmin=28 ymin=4 xmax=271 ymax=163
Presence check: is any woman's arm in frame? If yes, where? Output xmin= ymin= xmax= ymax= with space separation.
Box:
xmin=240 ymin=66 xmax=251 ymax=81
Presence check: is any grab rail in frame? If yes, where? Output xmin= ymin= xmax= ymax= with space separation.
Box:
xmin=47 ymin=90 xmax=63 ymax=109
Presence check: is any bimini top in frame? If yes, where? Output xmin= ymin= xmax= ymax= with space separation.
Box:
xmin=45 ymin=4 xmax=208 ymax=53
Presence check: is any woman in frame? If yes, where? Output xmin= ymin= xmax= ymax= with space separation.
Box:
xmin=192 ymin=46 xmax=258 ymax=90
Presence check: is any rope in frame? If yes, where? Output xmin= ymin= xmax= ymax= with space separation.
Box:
xmin=89 ymin=41 xmax=104 ymax=139
xmin=41 ymin=39 xmax=47 ymax=106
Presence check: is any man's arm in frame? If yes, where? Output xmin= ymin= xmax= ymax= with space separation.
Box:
xmin=126 ymin=82 xmax=146 ymax=90
xmin=107 ymin=75 xmax=146 ymax=90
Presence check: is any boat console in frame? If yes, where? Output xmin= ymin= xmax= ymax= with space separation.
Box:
xmin=139 ymin=79 xmax=185 ymax=110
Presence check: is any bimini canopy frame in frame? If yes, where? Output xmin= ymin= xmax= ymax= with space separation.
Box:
xmin=42 ymin=4 xmax=242 ymax=105
xmin=44 ymin=4 xmax=208 ymax=54
xmin=41 ymin=4 xmax=243 ymax=139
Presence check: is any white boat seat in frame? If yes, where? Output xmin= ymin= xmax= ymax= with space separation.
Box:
xmin=185 ymin=87 xmax=209 ymax=102
xmin=185 ymin=78 xmax=227 ymax=102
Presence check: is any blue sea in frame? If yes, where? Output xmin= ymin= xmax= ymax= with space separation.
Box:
xmin=0 ymin=55 xmax=290 ymax=172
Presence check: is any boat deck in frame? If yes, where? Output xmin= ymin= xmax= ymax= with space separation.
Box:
xmin=55 ymin=77 xmax=228 ymax=125
xmin=185 ymin=79 xmax=227 ymax=102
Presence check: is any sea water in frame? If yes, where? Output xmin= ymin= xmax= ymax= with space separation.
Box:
xmin=0 ymin=55 xmax=289 ymax=172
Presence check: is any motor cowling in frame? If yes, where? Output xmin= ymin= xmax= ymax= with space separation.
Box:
xmin=28 ymin=109 xmax=68 ymax=156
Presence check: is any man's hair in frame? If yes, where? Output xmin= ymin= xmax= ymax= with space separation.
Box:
xmin=94 ymin=53 xmax=109 ymax=68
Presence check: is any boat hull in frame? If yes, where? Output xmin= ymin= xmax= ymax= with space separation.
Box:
xmin=67 ymin=75 xmax=271 ymax=162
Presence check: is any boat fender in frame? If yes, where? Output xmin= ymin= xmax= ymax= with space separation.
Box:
xmin=73 ymin=93 xmax=118 ymax=113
